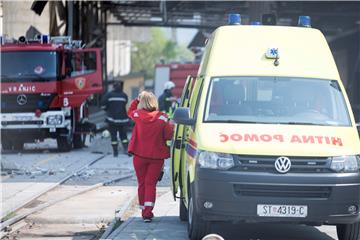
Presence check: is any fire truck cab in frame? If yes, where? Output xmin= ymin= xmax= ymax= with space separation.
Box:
xmin=0 ymin=35 xmax=103 ymax=151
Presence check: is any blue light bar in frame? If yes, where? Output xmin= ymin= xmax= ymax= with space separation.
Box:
xmin=250 ymin=21 xmax=261 ymax=26
xmin=41 ymin=35 xmax=49 ymax=44
xmin=228 ymin=14 xmax=241 ymax=25
xmin=298 ymin=16 xmax=311 ymax=27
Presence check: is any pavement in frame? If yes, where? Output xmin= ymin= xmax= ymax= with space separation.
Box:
xmin=109 ymin=189 xmax=187 ymax=240
xmin=107 ymin=188 xmax=339 ymax=240
xmin=1 ymin=141 xmax=106 ymax=220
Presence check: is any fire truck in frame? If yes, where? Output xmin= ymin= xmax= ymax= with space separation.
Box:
xmin=0 ymin=35 xmax=103 ymax=151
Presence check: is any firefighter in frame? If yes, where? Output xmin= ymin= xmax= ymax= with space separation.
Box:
xmin=127 ymin=91 xmax=174 ymax=222
xmin=158 ymin=81 xmax=177 ymax=117
xmin=101 ymin=80 xmax=129 ymax=157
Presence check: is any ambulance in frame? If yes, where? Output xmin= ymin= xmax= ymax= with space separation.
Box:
xmin=171 ymin=14 xmax=360 ymax=240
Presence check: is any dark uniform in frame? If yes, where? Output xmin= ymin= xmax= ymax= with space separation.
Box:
xmin=101 ymin=82 xmax=129 ymax=157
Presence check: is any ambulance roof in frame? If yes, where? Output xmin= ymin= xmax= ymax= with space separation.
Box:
xmin=199 ymin=25 xmax=340 ymax=81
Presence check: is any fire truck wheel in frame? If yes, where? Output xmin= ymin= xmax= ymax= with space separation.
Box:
xmin=1 ymin=140 xmax=13 ymax=151
xmin=13 ymin=141 xmax=24 ymax=151
xmin=73 ymin=134 xmax=86 ymax=149
xmin=57 ymin=135 xmax=73 ymax=152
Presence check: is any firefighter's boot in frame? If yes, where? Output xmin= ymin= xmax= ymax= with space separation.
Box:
xmin=112 ymin=142 xmax=119 ymax=157
xmin=122 ymin=140 xmax=131 ymax=156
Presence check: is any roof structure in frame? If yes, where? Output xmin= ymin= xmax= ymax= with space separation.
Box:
xmin=104 ymin=1 xmax=360 ymax=37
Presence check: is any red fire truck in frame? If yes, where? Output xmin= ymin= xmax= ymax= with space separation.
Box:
xmin=0 ymin=35 xmax=103 ymax=151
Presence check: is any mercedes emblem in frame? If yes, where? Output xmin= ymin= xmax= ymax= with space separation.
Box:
xmin=17 ymin=94 xmax=27 ymax=105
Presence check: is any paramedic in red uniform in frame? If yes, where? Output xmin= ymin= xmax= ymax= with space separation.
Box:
xmin=127 ymin=91 xmax=174 ymax=222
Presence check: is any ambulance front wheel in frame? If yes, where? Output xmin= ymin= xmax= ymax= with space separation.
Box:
xmin=179 ymin=197 xmax=188 ymax=221
xmin=337 ymin=222 xmax=360 ymax=240
xmin=188 ymin=184 xmax=211 ymax=240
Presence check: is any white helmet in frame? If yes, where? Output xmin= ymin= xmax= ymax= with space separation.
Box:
xmin=164 ymin=81 xmax=175 ymax=90
xmin=102 ymin=129 xmax=110 ymax=138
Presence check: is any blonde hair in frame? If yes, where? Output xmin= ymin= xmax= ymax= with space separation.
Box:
xmin=138 ymin=91 xmax=158 ymax=112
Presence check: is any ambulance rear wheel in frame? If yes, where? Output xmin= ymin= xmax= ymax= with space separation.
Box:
xmin=337 ymin=222 xmax=360 ymax=240
xmin=179 ymin=197 xmax=188 ymax=221
xmin=188 ymin=184 xmax=211 ymax=240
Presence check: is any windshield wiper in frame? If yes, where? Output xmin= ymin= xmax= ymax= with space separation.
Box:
xmin=279 ymin=122 xmax=327 ymax=126
xmin=208 ymin=120 xmax=271 ymax=124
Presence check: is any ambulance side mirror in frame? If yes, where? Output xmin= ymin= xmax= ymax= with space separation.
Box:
xmin=173 ymin=107 xmax=195 ymax=126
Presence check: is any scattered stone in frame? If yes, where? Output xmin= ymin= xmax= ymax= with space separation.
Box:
xmin=1 ymin=161 xmax=20 ymax=171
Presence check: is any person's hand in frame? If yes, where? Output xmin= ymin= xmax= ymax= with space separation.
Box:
xmin=168 ymin=96 xmax=177 ymax=102
xmin=169 ymin=119 xmax=175 ymax=125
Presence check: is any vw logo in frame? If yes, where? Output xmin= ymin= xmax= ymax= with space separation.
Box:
xmin=17 ymin=94 xmax=27 ymax=105
xmin=274 ymin=156 xmax=291 ymax=173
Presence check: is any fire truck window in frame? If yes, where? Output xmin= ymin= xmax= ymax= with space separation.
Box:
xmin=1 ymin=51 xmax=58 ymax=82
xmin=69 ymin=52 xmax=97 ymax=77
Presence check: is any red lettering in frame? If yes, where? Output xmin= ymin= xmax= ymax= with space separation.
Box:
xmin=331 ymin=137 xmax=343 ymax=146
xmin=324 ymin=136 xmax=330 ymax=144
xmin=273 ymin=134 xmax=284 ymax=142
xmin=231 ymin=134 xmax=242 ymax=141
xmin=291 ymin=135 xmax=302 ymax=143
xmin=220 ymin=133 xmax=229 ymax=142
xmin=302 ymin=135 xmax=315 ymax=144
xmin=260 ymin=134 xmax=272 ymax=142
xmin=315 ymin=136 xmax=323 ymax=144
xmin=244 ymin=134 xmax=259 ymax=142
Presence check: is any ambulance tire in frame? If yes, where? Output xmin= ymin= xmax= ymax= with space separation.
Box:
xmin=337 ymin=222 xmax=360 ymax=240
xmin=188 ymin=183 xmax=211 ymax=240
xmin=179 ymin=198 xmax=188 ymax=221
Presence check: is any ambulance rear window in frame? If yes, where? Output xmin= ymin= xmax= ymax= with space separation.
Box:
xmin=204 ymin=77 xmax=351 ymax=126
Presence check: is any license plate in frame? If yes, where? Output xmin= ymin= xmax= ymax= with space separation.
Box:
xmin=257 ymin=204 xmax=307 ymax=218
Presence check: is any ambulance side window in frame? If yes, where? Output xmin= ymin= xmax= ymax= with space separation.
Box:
xmin=190 ymin=77 xmax=204 ymax=121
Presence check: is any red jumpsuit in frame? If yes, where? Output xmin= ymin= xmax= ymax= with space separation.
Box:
xmin=127 ymin=99 xmax=174 ymax=219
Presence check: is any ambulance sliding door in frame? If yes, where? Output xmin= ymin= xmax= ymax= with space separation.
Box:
xmin=171 ymin=75 xmax=195 ymax=199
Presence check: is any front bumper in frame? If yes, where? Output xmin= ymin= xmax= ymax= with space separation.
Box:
xmin=0 ymin=111 xmax=70 ymax=130
xmin=195 ymin=168 xmax=360 ymax=225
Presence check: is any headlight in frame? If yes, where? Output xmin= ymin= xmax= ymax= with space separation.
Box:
xmin=197 ymin=151 xmax=234 ymax=170
xmin=46 ymin=115 xmax=63 ymax=125
xmin=330 ymin=155 xmax=360 ymax=173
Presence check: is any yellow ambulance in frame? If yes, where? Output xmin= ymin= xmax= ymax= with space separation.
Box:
xmin=171 ymin=14 xmax=360 ymax=240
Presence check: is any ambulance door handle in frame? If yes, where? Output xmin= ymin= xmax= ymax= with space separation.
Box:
xmin=174 ymin=139 xmax=183 ymax=149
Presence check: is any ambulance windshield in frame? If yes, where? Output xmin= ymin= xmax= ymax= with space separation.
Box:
xmin=0 ymin=51 xmax=59 ymax=82
xmin=204 ymin=77 xmax=351 ymax=126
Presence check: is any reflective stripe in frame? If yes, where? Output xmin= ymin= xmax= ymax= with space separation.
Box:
xmin=133 ymin=112 xmax=139 ymax=117
xmin=158 ymin=115 xmax=167 ymax=122
xmin=108 ymin=97 xmax=127 ymax=102
xmin=144 ymin=201 xmax=154 ymax=207
xmin=111 ymin=141 xmax=118 ymax=144
xmin=122 ymin=139 xmax=129 ymax=143
xmin=139 ymin=205 xmax=145 ymax=210
xmin=106 ymin=117 xmax=129 ymax=123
